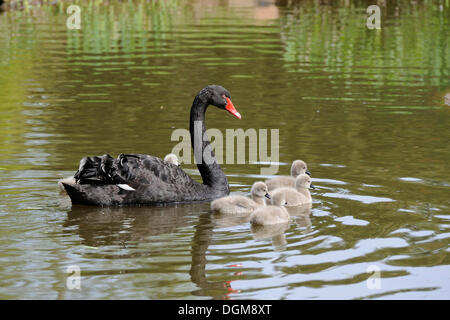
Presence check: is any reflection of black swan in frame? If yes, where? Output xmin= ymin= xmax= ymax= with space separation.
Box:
xmin=62 ymin=85 xmax=241 ymax=206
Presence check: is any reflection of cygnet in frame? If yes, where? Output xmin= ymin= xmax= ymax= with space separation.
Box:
xmin=211 ymin=182 xmax=270 ymax=214
xmin=270 ymin=174 xmax=314 ymax=207
xmin=212 ymin=214 xmax=251 ymax=230
xmin=265 ymin=160 xmax=311 ymax=191
xmin=164 ymin=153 xmax=180 ymax=166
xmin=249 ymin=194 xmax=290 ymax=226
xmin=251 ymin=222 xmax=289 ymax=251
xmin=285 ymin=203 xmax=312 ymax=227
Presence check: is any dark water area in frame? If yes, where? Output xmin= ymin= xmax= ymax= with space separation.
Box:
xmin=0 ymin=0 xmax=449 ymax=299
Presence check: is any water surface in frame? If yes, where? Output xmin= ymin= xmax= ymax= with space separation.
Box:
xmin=0 ymin=0 xmax=449 ymax=299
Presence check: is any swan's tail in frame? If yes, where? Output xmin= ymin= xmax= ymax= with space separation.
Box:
xmin=61 ymin=154 xmax=136 ymax=206
xmin=74 ymin=154 xmax=117 ymax=184
xmin=61 ymin=182 xmax=121 ymax=206
xmin=58 ymin=154 xmax=115 ymax=195
xmin=58 ymin=176 xmax=76 ymax=192
xmin=61 ymin=183 xmax=86 ymax=204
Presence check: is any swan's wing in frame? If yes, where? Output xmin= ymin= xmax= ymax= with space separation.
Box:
xmin=74 ymin=153 xmax=196 ymax=188
xmin=116 ymin=153 xmax=194 ymax=186
xmin=229 ymin=196 xmax=254 ymax=209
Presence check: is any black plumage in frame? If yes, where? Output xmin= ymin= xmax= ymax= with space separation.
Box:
xmin=62 ymin=85 xmax=241 ymax=206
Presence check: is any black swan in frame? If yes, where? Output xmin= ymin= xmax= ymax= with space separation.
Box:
xmin=61 ymin=85 xmax=241 ymax=206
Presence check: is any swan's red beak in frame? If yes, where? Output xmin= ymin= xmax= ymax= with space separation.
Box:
xmin=225 ymin=97 xmax=241 ymax=119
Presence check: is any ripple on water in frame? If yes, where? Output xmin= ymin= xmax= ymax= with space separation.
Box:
xmin=313 ymin=178 xmax=347 ymax=185
xmin=399 ymin=177 xmax=424 ymax=183
xmin=321 ymin=192 xmax=395 ymax=204
xmin=335 ymin=216 xmax=370 ymax=226
xmin=319 ymin=163 xmax=347 ymax=168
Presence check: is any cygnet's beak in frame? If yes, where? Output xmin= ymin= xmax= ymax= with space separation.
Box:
xmin=309 ymin=184 xmax=316 ymax=190
xmin=265 ymin=193 xmax=271 ymax=199
xmin=305 ymin=170 xmax=311 ymax=176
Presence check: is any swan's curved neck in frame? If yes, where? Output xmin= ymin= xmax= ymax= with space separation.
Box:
xmin=189 ymin=96 xmax=229 ymax=192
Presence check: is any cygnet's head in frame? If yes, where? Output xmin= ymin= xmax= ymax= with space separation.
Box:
xmin=290 ymin=160 xmax=311 ymax=177
xmin=295 ymin=173 xmax=315 ymax=190
xmin=164 ymin=153 xmax=179 ymax=166
xmin=251 ymin=181 xmax=271 ymax=199
xmin=270 ymin=192 xmax=288 ymax=207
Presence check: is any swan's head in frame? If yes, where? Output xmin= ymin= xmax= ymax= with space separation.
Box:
xmin=251 ymin=181 xmax=271 ymax=199
xmin=295 ymin=173 xmax=315 ymax=190
xmin=291 ymin=160 xmax=311 ymax=177
xmin=203 ymin=85 xmax=241 ymax=119
xmin=164 ymin=153 xmax=179 ymax=166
